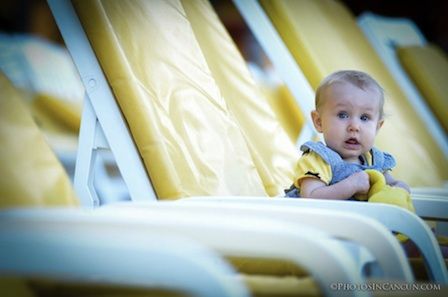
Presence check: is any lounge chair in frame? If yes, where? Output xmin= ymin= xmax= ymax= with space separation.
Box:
xmin=1 ymin=56 xmax=370 ymax=297
xmin=48 ymin=0 xmax=446 ymax=289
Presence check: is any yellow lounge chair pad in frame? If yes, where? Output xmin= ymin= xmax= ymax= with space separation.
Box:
xmin=229 ymin=256 xmax=308 ymax=277
xmin=73 ymin=0 xmax=267 ymax=199
xmin=0 ymin=275 xmax=320 ymax=297
xmin=397 ymin=44 xmax=448 ymax=133
xmin=261 ymin=0 xmax=447 ymax=186
xmin=0 ymin=278 xmax=35 ymax=297
xmin=0 ymin=277 xmax=187 ymax=297
xmin=182 ymin=0 xmax=299 ymax=196
xmin=32 ymin=93 xmax=81 ymax=134
xmin=240 ymin=274 xmax=320 ymax=297
xmin=266 ymin=85 xmax=305 ymax=144
xmin=0 ymin=73 xmax=78 ymax=208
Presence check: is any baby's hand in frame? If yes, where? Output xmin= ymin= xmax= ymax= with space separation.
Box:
xmin=391 ymin=180 xmax=411 ymax=193
xmin=348 ymin=171 xmax=370 ymax=195
xmin=384 ymin=172 xmax=411 ymax=193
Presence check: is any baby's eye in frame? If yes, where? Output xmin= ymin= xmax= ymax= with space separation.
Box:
xmin=360 ymin=114 xmax=370 ymax=121
xmin=337 ymin=112 xmax=349 ymax=119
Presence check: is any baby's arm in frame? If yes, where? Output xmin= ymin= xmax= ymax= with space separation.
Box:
xmin=384 ymin=171 xmax=410 ymax=193
xmin=300 ymin=171 xmax=370 ymax=199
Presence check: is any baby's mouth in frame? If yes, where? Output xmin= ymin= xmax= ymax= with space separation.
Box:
xmin=344 ymin=138 xmax=360 ymax=149
xmin=345 ymin=138 xmax=359 ymax=145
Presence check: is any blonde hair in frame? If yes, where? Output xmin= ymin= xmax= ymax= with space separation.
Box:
xmin=315 ymin=70 xmax=385 ymax=119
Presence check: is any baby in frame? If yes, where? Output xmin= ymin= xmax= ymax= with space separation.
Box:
xmin=285 ymin=70 xmax=410 ymax=199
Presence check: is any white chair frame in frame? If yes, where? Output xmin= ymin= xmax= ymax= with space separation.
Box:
xmin=231 ymin=0 xmax=319 ymax=147
xmin=109 ymin=200 xmax=414 ymax=281
xmin=358 ymin=13 xmax=448 ymax=160
xmin=47 ymin=0 xmax=447 ymax=285
xmin=1 ymin=207 xmax=371 ymax=297
xmin=48 ymin=0 xmax=157 ymax=207
xmin=0 ymin=208 xmax=250 ymax=297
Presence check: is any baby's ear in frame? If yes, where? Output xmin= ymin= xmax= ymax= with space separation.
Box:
xmin=376 ymin=119 xmax=384 ymax=131
xmin=311 ymin=110 xmax=323 ymax=132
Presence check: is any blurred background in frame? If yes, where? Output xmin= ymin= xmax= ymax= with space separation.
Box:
xmin=209 ymin=0 xmax=448 ymax=70
xmin=1 ymin=0 xmax=447 ymax=59
xmin=0 ymin=0 xmax=446 ymax=193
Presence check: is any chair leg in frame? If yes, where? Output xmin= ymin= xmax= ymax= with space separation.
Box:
xmin=74 ymin=96 xmax=100 ymax=207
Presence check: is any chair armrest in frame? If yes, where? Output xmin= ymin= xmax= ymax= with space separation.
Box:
xmin=412 ymin=187 xmax=448 ymax=198
xmin=294 ymin=198 xmax=448 ymax=283
xmin=182 ymin=196 xmax=448 ymax=284
xmin=99 ymin=203 xmax=368 ymax=297
xmin=176 ymin=198 xmax=412 ymax=281
xmin=1 ymin=207 xmax=367 ymax=297
xmin=0 ymin=208 xmax=248 ymax=297
xmin=412 ymin=195 xmax=448 ymax=221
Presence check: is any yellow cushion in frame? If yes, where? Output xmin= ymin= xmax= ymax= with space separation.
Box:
xmin=229 ymin=257 xmax=308 ymax=277
xmin=73 ymin=0 xmax=266 ymax=199
xmin=181 ymin=0 xmax=299 ymax=196
xmin=0 ymin=278 xmax=35 ymax=297
xmin=9 ymin=278 xmax=188 ymax=297
xmin=397 ymin=44 xmax=448 ymax=133
xmin=241 ymin=274 xmax=320 ymax=297
xmin=32 ymin=93 xmax=81 ymax=134
xmin=261 ymin=0 xmax=448 ymax=187
xmin=264 ymin=85 xmax=305 ymax=146
xmin=0 ymin=73 xmax=78 ymax=208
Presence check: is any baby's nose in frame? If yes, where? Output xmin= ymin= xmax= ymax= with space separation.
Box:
xmin=348 ymin=119 xmax=360 ymax=131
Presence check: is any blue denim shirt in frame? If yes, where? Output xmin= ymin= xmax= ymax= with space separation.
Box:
xmin=285 ymin=141 xmax=396 ymax=198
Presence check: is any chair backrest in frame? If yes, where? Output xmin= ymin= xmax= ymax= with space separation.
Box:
xmin=265 ymin=85 xmax=306 ymax=143
xmin=397 ymin=44 xmax=448 ymax=134
xmin=259 ymin=0 xmax=448 ymax=187
xmin=181 ymin=0 xmax=298 ymax=196
xmin=0 ymin=69 xmax=249 ymax=297
xmin=0 ymin=33 xmax=83 ymax=134
xmin=70 ymin=0 xmax=301 ymax=199
xmin=358 ymin=13 xmax=448 ymax=160
xmin=0 ymin=73 xmax=78 ymax=208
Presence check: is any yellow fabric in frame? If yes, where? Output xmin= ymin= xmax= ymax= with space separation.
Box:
xmin=261 ymin=0 xmax=448 ymax=187
xmin=32 ymin=93 xmax=81 ymax=134
xmin=0 ymin=73 xmax=78 ymax=208
xmin=73 ymin=0 xmax=266 ymax=199
xmin=181 ymin=0 xmax=298 ymax=196
xmin=265 ymin=85 xmax=305 ymax=144
xmin=295 ymin=151 xmax=332 ymax=186
xmin=364 ymin=170 xmax=415 ymax=212
xmin=229 ymin=257 xmax=308 ymax=277
xmin=397 ymin=44 xmax=448 ymax=133
xmin=26 ymin=93 xmax=79 ymax=162
xmin=240 ymin=274 xmax=320 ymax=297
xmin=1 ymin=276 xmax=320 ymax=297
xmin=26 ymin=280 xmax=188 ymax=297
xmin=437 ymin=235 xmax=448 ymax=246
xmin=294 ymin=149 xmax=373 ymax=188
xmin=362 ymin=170 xmax=415 ymax=242
xmin=29 ymin=97 xmax=74 ymax=135
xmin=0 ymin=278 xmax=35 ymax=297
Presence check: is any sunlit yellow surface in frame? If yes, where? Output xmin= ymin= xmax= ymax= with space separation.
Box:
xmin=261 ymin=0 xmax=448 ymax=186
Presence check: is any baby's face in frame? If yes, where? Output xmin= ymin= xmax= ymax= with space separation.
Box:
xmin=312 ymin=82 xmax=383 ymax=163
